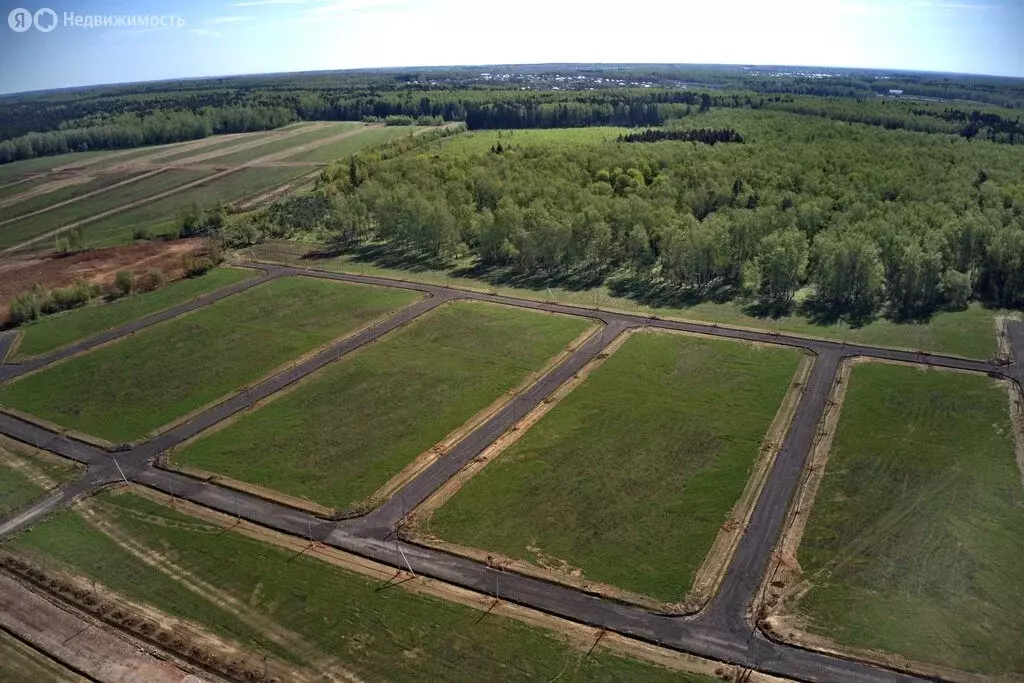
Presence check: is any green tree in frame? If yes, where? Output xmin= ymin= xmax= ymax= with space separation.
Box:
xmin=811 ymin=229 xmax=885 ymax=316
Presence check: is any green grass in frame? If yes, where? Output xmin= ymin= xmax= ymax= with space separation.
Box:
xmin=0 ymin=169 xmax=212 ymax=250
xmin=440 ymin=128 xmax=632 ymax=154
xmin=0 ymin=442 xmax=82 ymax=517
xmin=0 ymin=277 xmax=419 ymax=443
xmin=211 ymin=123 xmax=363 ymax=164
xmin=0 ymin=630 xmax=82 ymax=682
xmin=0 ymin=173 xmax=136 ymax=220
xmin=280 ymin=125 xmax=424 ymax=163
xmin=430 ymin=332 xmax=800 ymax=603
xmin=12 ymin=267 xmax=255 ymax=359
xmin=0 ymin=151 xmax=116 ymax=185
xmin=7 ymin=492 xmax=707 ymax=682
xmin=254 ymin=241 xmax=1004 ymax=360
xmin=76 ymin=167 xmax=312 ymax=248
xmin=794 ymin=363 xmax=1024 ymax=677
xmin=174 ymin=302 xmax=591 ymax=510
xmin=152 ymin=133 xmax=266 ymax=163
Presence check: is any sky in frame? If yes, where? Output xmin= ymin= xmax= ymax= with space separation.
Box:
xmin=0 ymin=0 xmax=1021 ymax=94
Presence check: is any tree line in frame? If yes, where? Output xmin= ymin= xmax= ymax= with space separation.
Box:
xmin=618 ymin=128 xmax=744 ymax=144
xmin=234 ymin=109 xmax=1023 ymax=325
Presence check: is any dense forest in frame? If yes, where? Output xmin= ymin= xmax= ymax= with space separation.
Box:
xmin=234 ymin=108 xmax=1024 ymax=323
xmin=1 ymin=66 xmax=1021 ymax=164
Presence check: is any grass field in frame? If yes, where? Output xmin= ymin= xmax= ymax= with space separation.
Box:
xmin=12 ymin=267 xmax=255 ymax=359
xmin=0 ymin=439 xmax=81 ymax=517
xmin=430 ymin=332 xmax=800 ymax=603
xmin=151 ymin=134 xmax=259 ymax=163
xmin=174 ymin=302 xmax=591 ymax=510
xmin=0 ymin=169 xmax=212 ymax=250
xmin=0 ymin=630 xmax=82 ymax=682
xmin=5 ymin=491 xmax=709 ymax=681
xmin=0 ymin=151 xmax=116 ymax=185
xmin=211 ymin=122 xmax=363 ymax=164
xmin=792 ymin=363 xmax=1024 ymax=677
xmin=440 ymin=128 xmax=632 ymax=155
xmin=1 ymin=174 xmax=136 ymax=220
xmin=75 ymin=167 xmax=312 ymax=248
xmin=279 ymin=125 xmax=424 ymax=163
xmin=0 ymin=277 xmax=419 ymax=443
xmin=254 ymin=242 xmax=1005 ymax=360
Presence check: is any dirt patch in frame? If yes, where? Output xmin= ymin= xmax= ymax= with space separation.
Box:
xmin=0 ymin=436 xmax=76 ymax=490
xmin=0 ymin=175 xmax=95 ymax=211
xmin=0 ymin=240 xmax=205 ymax=322
xmin=127 ymin=486 xmax=766 ymax=682
xmin=0 ymin=571 xmax=210 ymax=682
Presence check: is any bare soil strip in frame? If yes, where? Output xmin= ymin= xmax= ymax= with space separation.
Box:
xmin=405 ymin=327 xmax=812 ymax=614
xmin=756 ymin=358 xmax=1017 ymax=683
xmin=0 ymin=175 xmax=95 ymax=210
xmin=123 ymin=485 xmax=780 ymax=682
xmin=0 ymin=571 xmax=209 ymax=682
xmin=0 ymin=170 xmax=165 ymax=229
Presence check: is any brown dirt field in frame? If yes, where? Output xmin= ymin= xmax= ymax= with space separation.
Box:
xmin=0 ymin=571 xmax=210 ymax=683
xmin=127 ymin=485 xmax=770 ymax=682
xmin=0 ymin=239 xmax=205 ymax=321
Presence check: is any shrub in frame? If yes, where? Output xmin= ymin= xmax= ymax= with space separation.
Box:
xmin=941 ymin=269 xmax=972 ymax=311
xmin=9 ymin=291 xmax=42 ymax=325
xmin=182 ymin=255 xmax=214 ymax=277
xmin=113 ymin=269 xmax=135 ymax=297
xmin=136 ymin=267 xmax=165 ymax=292
xmin=46 ymin=280 xmax=92 ymax=313
xmin=132 ymin=227 xmax=152 ymax=241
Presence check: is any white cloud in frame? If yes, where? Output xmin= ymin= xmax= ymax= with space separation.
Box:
xmin=208 ymin=15 xmax=257 ymax=24
xmin=191 ymin=28 xmax=222 ymax=37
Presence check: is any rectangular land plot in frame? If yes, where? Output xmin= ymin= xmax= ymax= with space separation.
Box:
xmin=173 ymin=301 xmax=593 ymax=511
xmin=789 ymin=363 xmax=1024 ymax=677
xmin=0 ymin=174 xmax=135 ymax=220
xmin=76 ymin=167 xmax=311 ymax=248
xmin=0 ymin=169 xmax=211 ymax=250
xmin=428 ymin=331 xmax=802 ymax=604
xmin=12 ymin=267 xmax=255 ymax=359
xmin=0 ymin=277 xmax=420 ymax=443
xmin=278 ymin=125 xmax=420 ymax=163
xmin=211 ymin=122 xmax=362 ymax=164
xmin=4 ymin=490 xmax=706 ymax=682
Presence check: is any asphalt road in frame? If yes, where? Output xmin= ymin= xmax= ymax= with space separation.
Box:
xmin=0 ymin=261 xmax=1019 ymax=683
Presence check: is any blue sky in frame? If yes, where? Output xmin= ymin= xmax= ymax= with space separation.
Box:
xmin=0 ymin=0 xmax=1021 ymax=94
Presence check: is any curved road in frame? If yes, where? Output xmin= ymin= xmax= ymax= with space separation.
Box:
xmin=0 ymin=261 xmax=1020 ymax=683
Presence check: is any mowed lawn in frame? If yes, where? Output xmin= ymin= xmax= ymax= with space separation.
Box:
xmin=6 ymin=492 xmax=710 ymax=682
xmin=13 ymin=267 xmax=254 ymax=359
xmin=794 ymin=363 xmax=1024 ymax=677
xmin=174 ymin=302 xmax=592 ymax=510
xmin=0 ymin=277 xmax=419 ymax=443
xmin=430 ymin=332 xmax=801 ymax=603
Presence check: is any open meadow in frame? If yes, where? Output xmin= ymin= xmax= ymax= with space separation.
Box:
xmin=0 ymin=169 xmax=212 ymax=250
xmin=4 ymin=490 xmax=710 ymax=682
xmin=788 ymin=363 xmax=1024 ymax=677
xmin=429 ymin=331 xmax=802 ymax=604
xmin=173 ymin=301 xmax=592 ymax=511
xmin=11 ymin=267 xmax=254 ymax=359
xmin=0 ymin=437 xmax=81 ymax=517
xmin=0 ymin=276 xmax=419 ymax=442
